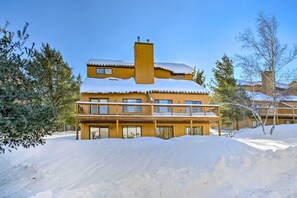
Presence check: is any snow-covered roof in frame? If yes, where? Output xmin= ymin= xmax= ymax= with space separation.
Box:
xmin=87 ymin=59 xmax=134 ymax=67
xmin=278 ymin=94 xmax=297 ymax=102
xmin=246 ymin=91 xmax=273 ymax=102
xmin=237 ymin=79 xmax=261 ymax=86
xmin=246 ymin=91 xmax=297 ymax=102
xmin=237 ymin=79 xmax=289 ymax=89
xmin=80 ymin=77 xmax=209 ymax=94
xmin=86 ymin=59 xmax=193 ymax=74
xmin=154 ymin=62 xmax=193 ymax=74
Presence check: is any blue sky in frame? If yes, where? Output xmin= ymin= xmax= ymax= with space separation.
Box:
xmin=1 ymin=0 xmax=297 ymax=82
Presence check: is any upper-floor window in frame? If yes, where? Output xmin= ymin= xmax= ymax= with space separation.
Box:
xmin=122 ymin=99 xmax=142 ymax=113
xmin=185 ymin=100 xmax=202 ymax=113
xmin=96 ymin=68 xmax=112 ymax=74
xmin=90 ymin=98 xmax=108 ymax=114
xmin=154 ymin=99 xmax=172 ymax=113
xmin=170 ymin=73 xmax=185 ymax=78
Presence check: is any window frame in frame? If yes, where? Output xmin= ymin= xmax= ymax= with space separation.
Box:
xmin=185 ymin=126 xmax=203 ymax=135
xmin=96 ymin=68 xmax=112 ymax=74
xmin=122 ymin=126 xmax=142 ymax=138
xmin=90 ymin=126 xmax=109 ymax=139
xmin=156 ymin=126 xmax=174 ymax=139
xmin=154 ymin=99 xmax=173 ymax=113
xmin=122 ymin=99 xmax=142 ymax=113
xmin=185 ymin=100 xmax=202 ymax=114
xmin=90 ymin=98 xmax=109 ymax=114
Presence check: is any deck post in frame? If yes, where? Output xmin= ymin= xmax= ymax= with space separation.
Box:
xmin=75 ymin=119 xmax=79 ymax=140
xmin=116 ymin=119 xmax=119 ymax=138
xmin=154 ymin=120 xmax=157 ymax=136
xmin=204 ymin=106 xmax=207 ymax=116
xmin=151 ymin=103 xmax=154 ymax=115
xmin=218 ymin=120 xmax=221 ymax=136
xmin=116 ymin=104 xmax=119 ymax=115
xmin=190 ymin=120 xmax=193 ymax=135
xmin=293 ymin=107 xmax=295 ymax=124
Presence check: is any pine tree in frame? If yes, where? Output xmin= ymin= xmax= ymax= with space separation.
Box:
xmin=210 ymin=55 xmax=249 ymax=129
xmin=0 ymin=23 xmax=55 ymax=153
xmin=32 ymin=44 xmax=81 ymax=130
xmin=193 ymin=67 xmax=206 ymax=87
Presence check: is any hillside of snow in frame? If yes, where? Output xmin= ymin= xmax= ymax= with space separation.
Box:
xmin=1 ymin=124 xmax=297 ymax=198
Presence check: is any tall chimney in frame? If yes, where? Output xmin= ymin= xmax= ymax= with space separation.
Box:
xmin=261 ymin=71 xmax=274 ymax=96
xmin=134 ymin=41 xmax=154 ymax=84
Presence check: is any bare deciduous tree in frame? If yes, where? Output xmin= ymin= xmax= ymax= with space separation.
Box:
xmin=236 ymin=13 xmax=297 ymax=134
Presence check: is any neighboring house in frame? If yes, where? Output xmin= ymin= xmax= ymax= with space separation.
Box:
xmin=236 ymin=71 xmax=297 ymax=128
xmin=76 ymin=40 xmax=220 ymax=140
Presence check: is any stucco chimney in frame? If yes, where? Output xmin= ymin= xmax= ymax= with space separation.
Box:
xmin=261 ymin=71 xmax=274 ymax=96
xmin=134 ymin=41 xmax=154 ymax=84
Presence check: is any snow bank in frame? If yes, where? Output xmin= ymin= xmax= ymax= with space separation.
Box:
xmin=234 ymin=124 xmax=297 ymax=151
xmin=1 ymin=124 xmax=297 ymax=197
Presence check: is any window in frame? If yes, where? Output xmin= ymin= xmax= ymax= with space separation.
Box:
xmin=185 ymin=100 xmax=202 ymax=114
xmin=171 ymin=73 xmax=185 ymax=78
xmin=185 ymin=126 xmax=203 ymax=135
xmin=90 ymin=126 xmax=109 ymax=139
xmin=252 ymin=121 xmax=258 ymax=127
xmin=90 ymin=98 xmax=108 ymax=114
xmin=155 ymin=100 xmax=173 ymax=113
xmin=123 ymin=126 xmax=141 ymax=138
xmin=286 ymin=120 xmax=293 ymax=124
xmin=122 ymin=99 xmax=142 ymax=113
xmin=156 ymin=126 xmax=173 ymax=139
xmin=96 ymin=68 xmax=112 ymax=74
xmin=90 ymin=99 xmax=98 ymax=114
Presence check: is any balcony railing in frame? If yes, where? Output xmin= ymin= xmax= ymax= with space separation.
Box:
xmin=76 ymin=101 xmax=220 ymax=119
xmin=257 ymin=107 xmax=297 ymax=116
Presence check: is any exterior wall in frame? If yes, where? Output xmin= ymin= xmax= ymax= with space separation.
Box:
xmin=87 ymin=66 xmax=134 ymax=79
xmin=150 ymin=93 xmax=209 ymax=104
xmin=80 ymin=122 xmax=210 ymax=140
xmin=154 ymin=69 xmax=192 ymax=80
xmin=134 ymin=42 xmax=154 ymax=84
xmin=244 ymin=85 xmax=261 ymax=92
xmin=87 ymin=65 xmax=192 ymax=80
xmin=81 ymin=92 xmax=209 ymax=104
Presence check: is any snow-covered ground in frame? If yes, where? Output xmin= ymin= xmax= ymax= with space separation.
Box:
xmin=1 ymin=124 xmax=297 ymax=198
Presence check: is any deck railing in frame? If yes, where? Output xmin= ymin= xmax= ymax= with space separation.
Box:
xmin=76 ymin=101 xmax=220 ymax=118
xmin=257 ymin=107 xmax=297 ymax=116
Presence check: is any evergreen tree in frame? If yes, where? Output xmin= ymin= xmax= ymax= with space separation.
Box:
xmin=0 ymin=23 xmax=55 ymax=153
xmin=193 ymin=67 xmax=206 ymax=87
xmin=210 ymin=55 xmax=249 ymax=130
xmin=32 ymin=44 xmax=81 ymax=130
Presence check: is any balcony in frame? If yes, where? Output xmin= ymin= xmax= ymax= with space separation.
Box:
xmin=258 ymin=107 xmax=297 ymax=117
xmin=76 ymin=101 xmax=221 ymax=123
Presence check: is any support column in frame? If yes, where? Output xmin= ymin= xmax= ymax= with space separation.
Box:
xmin=293 ymin=108 xmax=295 ymax=124
xmin=190 ymin=120 xmax=193 ymax=135
xmin=218 ymin=121 xmax=221 ymax=136
xmin=116 ymin=119 xmax=119 ymax=138
xmin=154 ymin=120 xmax=157 ymax=137
xmin=75 ymin=119 xmax=79 ymax=140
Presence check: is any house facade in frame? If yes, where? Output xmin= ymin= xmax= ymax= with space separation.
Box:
xmin=76 ymin=40 xmax=220 ymax=140
xmin=236 ymin=71 xmax=297 ymax=128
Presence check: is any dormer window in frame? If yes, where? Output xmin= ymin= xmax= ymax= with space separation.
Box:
xmin=170 ymin=72 xmax=185 ymax=78
xmin=96 ymin=68 xmax=112 ymax=74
